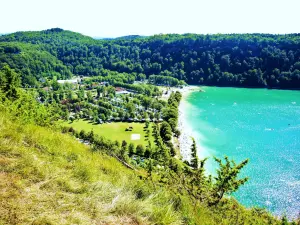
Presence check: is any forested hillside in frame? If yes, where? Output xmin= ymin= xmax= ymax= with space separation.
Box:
xmin=1 ymin=28 xmax=300 ymax=88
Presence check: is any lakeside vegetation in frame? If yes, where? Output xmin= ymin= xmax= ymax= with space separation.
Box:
xmin=0 ymin=28 xmax=299 ymax=224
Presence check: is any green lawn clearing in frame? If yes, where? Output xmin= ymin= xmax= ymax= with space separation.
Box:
xmin=62 ymin=119 xmax=154 ymax=146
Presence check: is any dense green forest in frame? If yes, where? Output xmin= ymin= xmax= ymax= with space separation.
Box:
xmin=0 ymin=28 xmax=300 ymax=88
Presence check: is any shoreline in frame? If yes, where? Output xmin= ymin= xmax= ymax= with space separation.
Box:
xmin=177 ymin=86 xmax=200 ymax=161
xmin=161 ymin=85 xmax=204 ymax=161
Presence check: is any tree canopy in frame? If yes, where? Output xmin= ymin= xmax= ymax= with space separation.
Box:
xmin=1 ymin=29 xmax=300 ymax=89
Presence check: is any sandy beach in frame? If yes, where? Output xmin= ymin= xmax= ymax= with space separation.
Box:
xmin=160 ymin=86 xmax=201 ymax=100
xmin=161 ymin=85 xmax=202 ymax=161
xmin=177 ymin=86 xmax=200 ymax=161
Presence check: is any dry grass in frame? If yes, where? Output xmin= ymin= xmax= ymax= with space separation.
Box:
xmin=0 ymin=114 xmax=182 ymax=225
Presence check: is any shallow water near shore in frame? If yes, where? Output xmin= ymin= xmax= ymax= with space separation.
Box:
xmin=182 ymin=86 xmax=300 ymax=219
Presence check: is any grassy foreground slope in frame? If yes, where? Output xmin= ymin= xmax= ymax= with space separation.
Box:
xmin=0 ymin=113 xmax=284 ymax=225
xmin=0 ymin=114 xmax=182 ymax=224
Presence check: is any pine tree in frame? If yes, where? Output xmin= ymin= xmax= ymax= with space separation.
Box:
xmin=210 ymin=156 xmax=249 ymax=206
xmin=190 ymin=138 xmax=199 ymax=169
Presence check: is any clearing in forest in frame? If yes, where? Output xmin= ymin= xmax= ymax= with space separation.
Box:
xmin=62 ymin=119 xmax=153 ymax=146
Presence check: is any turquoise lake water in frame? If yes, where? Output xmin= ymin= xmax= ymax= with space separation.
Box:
xmin=183 ymin=86 xmax=300 ymax=219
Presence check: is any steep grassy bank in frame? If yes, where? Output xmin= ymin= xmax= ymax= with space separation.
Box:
xmin=0 ymin=112 xmax=287 ymax=225
xmin=0 ymin=113 xmax=182 ymax=224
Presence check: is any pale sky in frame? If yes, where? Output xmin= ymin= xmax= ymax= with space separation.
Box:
xmin=1 ymin=0 xmax=299 ymax=37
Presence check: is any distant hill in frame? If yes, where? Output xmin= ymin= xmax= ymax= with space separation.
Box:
xmin=0 ymin=28 xmax=300 ymax=89
xmin=93 ymin=35 xmax=146 ymax=40
xmin=0 ymin=28 xmax=95 ymax=44
xmin=115 ymin=35 xmax=146 ymax=40
xmin=93 ymin=36 xmax=114 ymax=40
